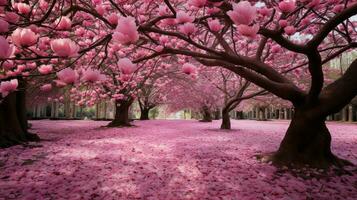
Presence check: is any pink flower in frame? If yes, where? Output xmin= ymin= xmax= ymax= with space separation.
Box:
xmin=50 ymin=38 xmax=79 ymax=57
xmin=179 ymin=22 xmax=197 ymax=35
xmin=38 ymin=65 xmax=53 ymax=75
xmin=113 ymin=16 xmax=139 ymax=45
xmin=0 ymin=19 xmax=9 ymax=33
xmin=159 ymin=36 xmax=169 ymax=45
xmin=11 ymin=28 xmax=38 ymax=47
xmin=188 ymin=0 xmax=207 ymax=8
xmin=40 ymin=84 xmax=52 ymax=92
xmin=0 ymin=36 xmax=14 ymax=59
xmin=81 ymin=68 xmax=106 ymax=83
xmin=237 ymin=24 xmax=259 ymax=38
xmin=227 ymin=1 xmax=257 ymax=25
xmin=0 ymin=0 xmax=7 ymax=6
xmin=279 ymin=1 xmax=296 ymax=13
xmin=0 ymin=79 xmax=18 ymax=97
xmin=118 ymin=58 xmax=136 ymax=74
xmin=155 ymin=45 xmax=164 ymax=52
xmin=258 ymin=8 xmax=271 ymax=17
xmin=182 ymin=63 xmax=197 ymax=75
xmin=208 ymin=19 xmax=222 ymax=32
xmin=284 ymin=26 xmax=296 ymax=35
xmin=16 ymin=3 xmax=31 ymax=14
xmin=271 ymin=45 xmax=281 ymax=53
xmin=54 ymin=16 xmax=72 ymax=30
xmin=175 ymin=11 xmax=194 ymax=24
xmin=5 ymin=12 xmax=19 ymax=23
xmin=158 ymin=5 xmax=169 ymax=16
xmin=107 ymin=13 xmax=119 ymax=25
xmin=56 ymin=68 xmax=78 ymax=85
xmin=279 ymin=20 xmax=288 ymax=28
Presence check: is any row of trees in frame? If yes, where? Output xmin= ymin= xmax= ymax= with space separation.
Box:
xmin=0 ymin=0 xmax=357 ymax=168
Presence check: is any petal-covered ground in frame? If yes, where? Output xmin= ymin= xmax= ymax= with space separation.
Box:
xmin=0 ymin=119 xmax=356 ymax=200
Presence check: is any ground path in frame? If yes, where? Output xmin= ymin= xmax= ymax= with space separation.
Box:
xmin=0 ymin=120 xmax=356 ymax=199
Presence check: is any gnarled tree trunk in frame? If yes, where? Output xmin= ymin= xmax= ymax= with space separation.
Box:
xmin=267 ymin=108 xmax=344 ymax=168
xmin=0 ymin=79 xmax=39 ymax=148
xmin=107 ymin=99 xmax=133 ymax=127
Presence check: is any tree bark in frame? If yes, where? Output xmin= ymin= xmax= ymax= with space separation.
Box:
xmin=221 ymin=110 xmax=231 ymax=129
xmin=139 ymin=107 xmax=150 ymax=120
xmin=0 ymin=80 xmax=40 ymax=148
xmin=107 ymin=99 xmax=133 ymax=127
xmin=260 ymin=107 xmax=351 ymax=168
xmin=199 ymin=106 xmax=212 ymax=122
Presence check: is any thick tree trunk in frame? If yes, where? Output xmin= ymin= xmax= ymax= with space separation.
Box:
xmin=220 ymin=110 xmax=231 ymax=129
xmin=0 ymin=84 xmax=40 ymax=148
xmin=261 ymin=108 xmax=350 ymax=168
xmin=140 ymin=108 xmax=150 ymax=120
xmin=107 ymin=99 xmax=133 ymax=127
xmin=199 ymin=106 xmax=212 ymax=122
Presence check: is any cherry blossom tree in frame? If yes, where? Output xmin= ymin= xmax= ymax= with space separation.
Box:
xmin=0 ymin=0 xmax=356 ymax=169
xmin=114 ymin=0 xmax=357 ymax=168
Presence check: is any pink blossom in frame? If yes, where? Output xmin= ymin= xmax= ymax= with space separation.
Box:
xmin=227 ymin=1 xmax=257 ymax=25
xmin=50 ymin=38 xmax=79 ymax=57
xmin=38 ymin=65 xmax=53 ymax=75
xmin=40 ymin=84 xmax=52 ymax=92
xmin=81 ymin=68 xmax=106 ymax=83
xmin=95 ymin=5 xmax=106 ymax=15
xmin=113 ymin=16 xmax=139 ymax=45
xmin=107 ymin=13 xmax=119 ymax=25
xmin=258 ymin=7 xmax=271 ymax=17
xmin=179 ymin=22 xmax=197 ymax=35
xmin=118 ymin=58 xmax=136 ymax=74
xmin=0 ymin=36 xmax=14 ymax=59
xmin=56 ymin=68 xmax=78 ymax=85
xmin=155 ymin=45 xmax=164 ymax=52
xmin=284 ymin=25 xmax=296 ymax=35
xmin=188 ymin=0 xmax=207 ymax=8
xmin=0 ymin=0 xmax=7 ymax=6
xmin=11 ymin=28 xmax=38 ymax=47
xmin=279 ymin=1 xmax=296 ymax=13
xmin=0 ymin=19 xmax=9 ymax=33
xmin=237 ymin=24 xmax=260 ymax=38
xmin=5 ymin=12 xmax=19 ymax=23
xmin=175 ymin=11 xmax=194 ymax=24
xmin=182 ymin=63 xmax=197 ymax=75
xmin=54 ymin=16 xmax=72 ymax=30
xmin=208 ymin=19 xmax=222 ymax=32
xmin=0 ymin=79 xmax=18 ymax=97
xmin=158 ymin=5 xmax=169 ymax=16
xmin=279 ymin=20 xmax=288 ymax=28
xmin=159 ymin=35 xmax=169 ymax=45
xmin=271 ymin=45 xmax=281 ymax=53
xmin=16 ymin=3 xmax=31 ymax=14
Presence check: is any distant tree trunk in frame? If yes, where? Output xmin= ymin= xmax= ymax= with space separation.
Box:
xmin=221 ymin=110 xmax=231 ymax=129
xmin=139 ymin=107 xmax=150 ymax=120
xmin=107 ymin=99 xmax=133 ymax=127
xmin=220 ymin=98 xmax=242 ymax=130
xmin=199 ymin=106 xmax=212 ymax=122
xmin=0 ymin=79 xmax=39 ymax=148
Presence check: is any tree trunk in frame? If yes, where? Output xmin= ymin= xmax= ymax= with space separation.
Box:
xmin=140 ymin=108 xmax=150 ymax=120
xmin=199 ymin=106 xmax=212 ymax=122
xmin=107 ymin=99 xmax=133 ymax=127
xmin=220 ymin=110 xmax=231 ymax=129
xmin=0 ymin=82 xmax=40 ymax=148
xmin=262 ymin=108 xmax=350 ymax=168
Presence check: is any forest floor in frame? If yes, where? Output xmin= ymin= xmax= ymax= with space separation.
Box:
xmin=0 ymin=119 xmax=356 ymax=199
